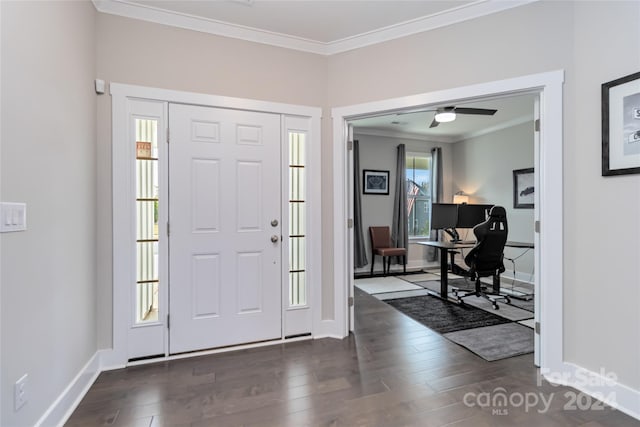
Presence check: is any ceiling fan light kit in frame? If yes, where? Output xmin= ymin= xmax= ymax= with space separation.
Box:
xmin=434 ymin=111 xmax=456 ymax=123
xmin=428 ymin=105 xmax=498 ymax=128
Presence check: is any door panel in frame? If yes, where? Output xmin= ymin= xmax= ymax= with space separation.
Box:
xmin=169 ymin=104 xmax=281 ymax=354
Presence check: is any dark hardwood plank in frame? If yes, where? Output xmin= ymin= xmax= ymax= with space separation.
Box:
xmin=66 ymin=290 xmax=640 ymax=427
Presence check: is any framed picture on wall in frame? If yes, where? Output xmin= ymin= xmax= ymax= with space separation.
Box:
xmin=602 ymin=71 xmax=640 ymax=176
xmin=363 ymin=169 xmax=389 ymax=195
xmin=513 ymin=168 xmax=534 ymax=209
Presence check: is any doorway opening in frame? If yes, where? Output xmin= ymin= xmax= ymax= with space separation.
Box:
xmin=347 ymin=91 xmax=539 ymax=363
xmin=331 ymin=70 xmax=565 ymax=373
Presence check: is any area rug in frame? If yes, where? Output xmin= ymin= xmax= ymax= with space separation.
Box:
xmin=414 ymin=279 xmax=535 ymax=319
xmin=384 ymin=295 xmax=510 ymax=334
xmin=354 ymin=276 xmax=423 ymax=295
xmin=444 ymin=322 xmax=534 ymax=361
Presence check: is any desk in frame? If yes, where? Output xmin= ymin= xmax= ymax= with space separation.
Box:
xmin=417 ymin=240 xmax=534 ymax=299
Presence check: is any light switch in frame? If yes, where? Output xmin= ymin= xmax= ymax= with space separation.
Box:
xmin=0 ymin=202 xmax=27 ymax=232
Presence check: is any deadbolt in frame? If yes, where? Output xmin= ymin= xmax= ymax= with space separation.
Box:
xmin=271 ymin=219 xmax=279 ymax=227
xmin=271 ymin=235 xmax=279 ymax=243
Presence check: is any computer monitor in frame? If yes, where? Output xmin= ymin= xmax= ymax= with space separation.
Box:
xmin=430 ymin=203 xmax=458 ymax=230
xmin=456 ymin=204 xmax=494 ymax=228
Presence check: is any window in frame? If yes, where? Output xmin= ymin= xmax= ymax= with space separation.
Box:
xmin=406 ymin=153 xmax=432 ymax=237
xmin=288 ymin=131 xmax=307 ymax=307
xmin=135 ymin=118 xmax=159 ymax=323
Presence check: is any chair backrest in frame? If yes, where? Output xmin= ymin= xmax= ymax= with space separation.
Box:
xmin=464 ymin=206 xmax=508 ymax=276
xmin=369 ymin=226 xmax=392 ymax=249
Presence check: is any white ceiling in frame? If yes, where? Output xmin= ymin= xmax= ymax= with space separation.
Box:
xmin=94 ymin=0 xmax=536 ymax=55
xmin=350 ymin=93 xmax=537 ymax=143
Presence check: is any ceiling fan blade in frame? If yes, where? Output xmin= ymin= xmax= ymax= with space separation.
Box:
xmin=453 ymin=107 xmax=497 ymax=116
xmin=396 ymin=109 xmax=435 ymax=116
xmin=429 ymin=118 xmax=440 ymax=128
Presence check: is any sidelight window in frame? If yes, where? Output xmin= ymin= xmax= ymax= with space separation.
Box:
xmin=135 ymin=118 xmax=159 ymax=323
xmin=288 ymin=132 xmax=307 ymax=307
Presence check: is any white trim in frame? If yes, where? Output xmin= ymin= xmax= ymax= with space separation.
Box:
xmin=325 ymin=0 xmax=538 ymax=55
xmin=332 ymin=69 xmax=564 ymax=372
xmin=110 ymin=83 xmax=320 ymax=118
xmin=457 ymin=115 xmax=533 ymax=142
xmin=93 ymin=0 xmax=327 ymax=54
xmin=544 ymin=363 xmax=640 ymax=421
xmin=500 ymin=271 xmax=535 ymax=286
xmin=355 ymin=114 xmax=533 ymax=145
xmin=354 ymin=127 xmax=456 ymax=144
xmin=281 ymin=115 xmax=322 ymax=337
xmin=110 ymin=83 xmax=321 ymax=366
xmin=35 ymin=351 xmax=102 ymax=427
xmin=92 ymin=0 xmax=536 ymax=56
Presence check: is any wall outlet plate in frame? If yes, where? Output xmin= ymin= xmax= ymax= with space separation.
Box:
xmin=0 ymin=202 xmax=27 ymax=232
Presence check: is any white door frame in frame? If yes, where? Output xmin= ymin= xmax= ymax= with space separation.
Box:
xmin=331 ymin=70 xmax=565 ymax=376
xmin=106 ymin=83 xmax=321 ymax=367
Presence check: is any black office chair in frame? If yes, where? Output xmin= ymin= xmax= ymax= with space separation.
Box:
xmin=453 ymin=205 xmax=511 ymax=310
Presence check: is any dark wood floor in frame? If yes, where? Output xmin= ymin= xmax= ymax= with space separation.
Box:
xmin=66 ymin=289 xmax=639 ymax=426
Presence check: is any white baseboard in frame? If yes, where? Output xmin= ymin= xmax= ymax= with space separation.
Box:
xmin=544 ymin=362 xmax=640 ymax=421
xmin=35 ymin=350 xmax=102 ymax=427
xmin=501 ymin=270 xmax=535 ymax=285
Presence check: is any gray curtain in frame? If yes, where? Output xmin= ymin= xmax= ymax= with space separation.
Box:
xmin=391 ymin=144 xmax=408 ymax=263
xmin=353 ymin=140 xmax=368 ymax=268
xmin=426 ymin=147 xmax=443 ymax=262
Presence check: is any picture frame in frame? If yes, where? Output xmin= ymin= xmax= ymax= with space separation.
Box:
xmin=363 ymin=169 xmax=389 ymax=195
xmin=513 ymin=168 xmax=534 ymax=209
xmin=602 ymin=71 xmax=640 ymax=176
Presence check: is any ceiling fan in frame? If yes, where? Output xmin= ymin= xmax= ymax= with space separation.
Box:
xmin=399 ymin=105 xmax=498 ymax=128
xmin=428 ymin=106 xmax=497 ymax=127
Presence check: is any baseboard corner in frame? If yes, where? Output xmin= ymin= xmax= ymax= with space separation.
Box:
xmin=35 ymin=350 xmax=102 ymax=427
xmin=548 ymin=362 xmax=640 ymax=422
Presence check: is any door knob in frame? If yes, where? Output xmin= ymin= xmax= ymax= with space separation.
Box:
xmin=271 ymin=219 xmax=279 ymax=227
xmin=271 ymin=235 xmax=279 ymax=243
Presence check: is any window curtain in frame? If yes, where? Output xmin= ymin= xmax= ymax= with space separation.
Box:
xmin=391 ymin=144 xmax=408 ymax=264
xmin=353 ymin=139 xmax=368 ymax=268
xmin=426 ymin=147 xmax=443 ymax=262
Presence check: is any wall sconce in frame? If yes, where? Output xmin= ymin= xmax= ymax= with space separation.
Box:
xmin=453 ymin=191 xmax=469 ymax=204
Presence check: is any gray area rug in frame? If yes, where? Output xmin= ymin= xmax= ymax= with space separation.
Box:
xmin=444 ymin=323 xmax=535 ymax=361
xmin=385 ymin=295 xmax=510 ymax=334
xmin=507 ymin=298 xmax=535 ymax=312
xmin=415 ymin=279 xmax=535 ymax=319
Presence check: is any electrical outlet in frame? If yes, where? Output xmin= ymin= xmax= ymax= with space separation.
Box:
xmin=14 ymin=374 xmax=28 ymax=411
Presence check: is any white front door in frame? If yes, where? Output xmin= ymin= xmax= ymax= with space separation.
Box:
xmin=168 ymin=103 xmax=282 ymax=354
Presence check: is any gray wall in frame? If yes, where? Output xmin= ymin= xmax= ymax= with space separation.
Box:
xmin=327 ymin=1 xmax=640 ymax=389
xmin=1 ymin=2 xmax=97 ymax=426
xmin=354 ymin=132 xmax=453 ymax=274
xmin=452 ymin=121 xmax=535 ymax=281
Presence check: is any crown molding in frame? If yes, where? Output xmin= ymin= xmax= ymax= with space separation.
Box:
xmin=353 ymin=127 xmax=458 ymax=144
xmin=457 ymin=114 xmax=533 ymax=142
xmin=325 ymin=0 xmax=537 ymax=55
xmin=354 ymin=114 xmax=533 ymax=145
xmin=92 ymin=0 xmax=537 ymax=56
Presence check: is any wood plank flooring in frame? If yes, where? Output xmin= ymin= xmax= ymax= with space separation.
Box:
xmin=66 ymin=289 xmax=640 ymax=426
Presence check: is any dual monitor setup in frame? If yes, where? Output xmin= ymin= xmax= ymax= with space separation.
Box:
xmin=431 ymin=203 xmax=494 ymax=242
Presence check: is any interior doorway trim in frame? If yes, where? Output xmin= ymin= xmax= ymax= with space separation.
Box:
xmin=106 ymin=83 xmax=322 ymax=367
xmin=331 ymin=70 xmax=565 ymax=374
